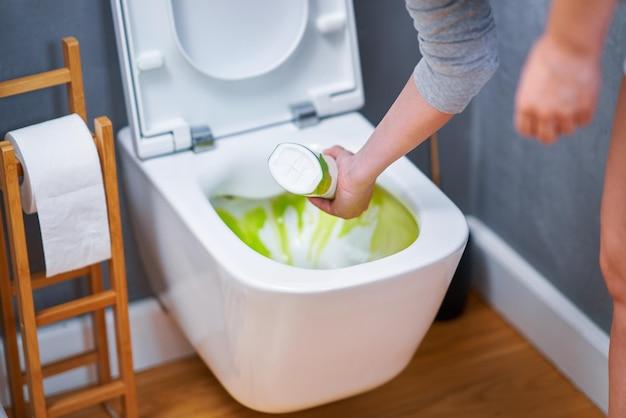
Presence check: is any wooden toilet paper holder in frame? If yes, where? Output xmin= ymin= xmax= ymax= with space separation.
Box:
xmin=0 ymin=37 xmax=138 ymax=418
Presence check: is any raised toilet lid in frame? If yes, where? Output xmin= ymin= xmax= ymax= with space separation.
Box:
xmin=111 ymin=0 xmax=364 ymax=159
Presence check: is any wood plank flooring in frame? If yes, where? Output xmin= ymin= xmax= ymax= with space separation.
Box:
xmin=65 ymin=294 xmax=603 ymax=418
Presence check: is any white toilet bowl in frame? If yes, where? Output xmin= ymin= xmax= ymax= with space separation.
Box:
xmin=117 ymin=113 xmax=467 ymax=412
xmin=111 ymin=0 xmax=468 ymax=412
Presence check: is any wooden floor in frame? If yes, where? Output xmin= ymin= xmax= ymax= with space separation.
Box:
xmin=65 ymin=294 xmax=602 ymax=418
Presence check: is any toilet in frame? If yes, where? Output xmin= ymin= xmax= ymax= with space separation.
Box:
xmin=111 ymin=0 xmax=468 ymax=413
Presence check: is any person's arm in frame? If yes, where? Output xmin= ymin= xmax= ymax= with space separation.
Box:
xmin=311 ymin=0 xmax=498 ymax=218
xmin=352 ymin=79 xmax=451 ymax=186
xmin=515 ymin=0 xmax=616 ymax=143
xmin=310 ymin=80 xmax=450 ymax=218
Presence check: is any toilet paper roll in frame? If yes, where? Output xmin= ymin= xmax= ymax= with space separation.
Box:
xmin=5 ymin=114 xmax=112 ymax=277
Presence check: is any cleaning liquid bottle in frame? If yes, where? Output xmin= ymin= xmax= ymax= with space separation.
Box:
xmin=268 ymin=143 xmax=338 ymax=199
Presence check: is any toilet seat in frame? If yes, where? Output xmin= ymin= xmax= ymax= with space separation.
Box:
xmin=111 ymin=0 xmax=364 ymax=159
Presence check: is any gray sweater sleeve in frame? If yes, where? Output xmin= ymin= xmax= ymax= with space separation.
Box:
xmin=406 ymin=0 xmax=499 ymax=114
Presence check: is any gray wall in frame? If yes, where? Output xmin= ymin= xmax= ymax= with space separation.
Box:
xmin=0 ymin=1 xmax=618 ymax=332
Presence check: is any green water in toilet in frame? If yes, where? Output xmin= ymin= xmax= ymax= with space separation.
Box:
xmin=211 ymin=186 xmax=419 ymax=269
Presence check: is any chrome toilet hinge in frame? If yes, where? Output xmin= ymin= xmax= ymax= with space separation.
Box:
xmin=190 ymin=125 xmax=215 ymax=153
xmin=290 ymin=101 xmax=319 ymax=128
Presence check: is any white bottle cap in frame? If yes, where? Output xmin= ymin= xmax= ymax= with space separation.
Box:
xmin=268 ymin=143 xmax=337 ymax=199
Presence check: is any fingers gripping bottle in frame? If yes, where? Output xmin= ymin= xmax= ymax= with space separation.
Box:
xmin=268 ymin=143 xmax=338 ymax=199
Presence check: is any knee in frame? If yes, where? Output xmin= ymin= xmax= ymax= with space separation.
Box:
xmin=600 ymin=231 xmax=626 ymax=304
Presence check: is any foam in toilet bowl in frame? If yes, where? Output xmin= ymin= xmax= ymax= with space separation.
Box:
xmin=211 ymin=185 xmax=419 ymax=269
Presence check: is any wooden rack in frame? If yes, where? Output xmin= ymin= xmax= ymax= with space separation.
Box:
xmin=0 ymin=37 xmax=137 ymax=418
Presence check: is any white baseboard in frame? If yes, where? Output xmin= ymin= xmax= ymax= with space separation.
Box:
xmin=0 ymin=297 xmax=194 ymax=406
xmin=468 ymin=216 xmax=610 ymax=414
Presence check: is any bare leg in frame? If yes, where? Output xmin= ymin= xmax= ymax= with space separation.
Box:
xmin=600 ymin=77 xmax=626 ymax=417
